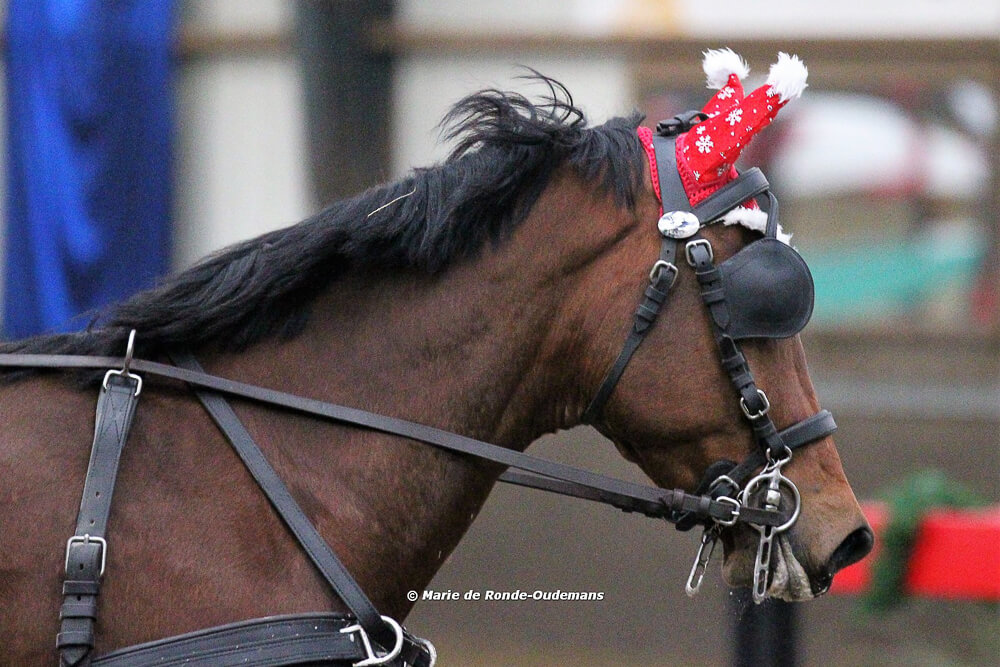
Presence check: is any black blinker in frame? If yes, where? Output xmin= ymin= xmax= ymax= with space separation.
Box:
xmin=716 ymin=238 xmax=814 ymax=340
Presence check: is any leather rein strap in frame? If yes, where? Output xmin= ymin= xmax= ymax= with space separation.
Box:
xmin=0 ymin=352 xmax=805 ymax=530
xmin=1 ymin=347 xmax=822 ymax=665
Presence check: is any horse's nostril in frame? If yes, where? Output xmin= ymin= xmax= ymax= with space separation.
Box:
xmin=828 ymin=526 xmax=875 ymax=574
xmin=812 ymin=526 xmax=874 ymax=597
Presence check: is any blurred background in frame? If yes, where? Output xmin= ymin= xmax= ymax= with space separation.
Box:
xmin=1 ymin=0 xmax=997 ymax=665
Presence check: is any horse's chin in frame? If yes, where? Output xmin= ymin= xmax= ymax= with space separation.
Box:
xmin=721 ymin=533 xmax=817 ymax=602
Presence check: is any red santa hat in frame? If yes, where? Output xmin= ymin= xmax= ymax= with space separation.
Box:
xmin=676 ymin=50 xmax=808 ymax=209
xmin=637 ymin=50 xmax=805 ymax=242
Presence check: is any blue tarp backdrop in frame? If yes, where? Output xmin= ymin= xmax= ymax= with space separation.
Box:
xmin=4 ymin=0 xmax=173 ymax=338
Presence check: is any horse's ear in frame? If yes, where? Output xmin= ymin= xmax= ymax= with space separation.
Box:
xmin=677 ymin=52 xmax=807 ymax=206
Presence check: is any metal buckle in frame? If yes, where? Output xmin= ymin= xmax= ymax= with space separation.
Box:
xmin=340 ymin=615 xmax=404 ymax=666
xmin=102 ymin=329 xmax=142 ymax=396
xmin=684 ymin=238 xmax=714 ymax=267
xmin=65 ymin=534 xmax=107 ymax=577
xmin=655 ymin=111 xmax=708 ymax=136
xmin=713 ymin=495 xmax=741 ymax=527
xmin=739 ymin=389 xmax=770 ymax=420
xmin=648 ymin=260 xmax=678 ymax=287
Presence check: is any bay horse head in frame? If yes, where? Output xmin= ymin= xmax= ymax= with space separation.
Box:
xmin=565 ymin=50 xmax=873 ymax=599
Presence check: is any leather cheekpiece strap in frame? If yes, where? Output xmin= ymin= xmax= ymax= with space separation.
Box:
xmin=691 ymin=168 xmax=769 ymax=224
xmin=651 ymin=134 xmax=692 ymax=213
xmin=580 ymin=237 xmax=678 ymax=424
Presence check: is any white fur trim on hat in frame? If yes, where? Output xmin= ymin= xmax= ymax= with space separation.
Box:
xmin=766 ymin=52 xmax=808 ymax=103
xmin=718 ymin=206 xmax=793 ymax=245
xmin=703 ymin=48 xmax=750 ymax=90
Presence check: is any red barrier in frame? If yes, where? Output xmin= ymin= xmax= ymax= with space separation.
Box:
xmin=831 ymin=502 xmax=1000 ymax=599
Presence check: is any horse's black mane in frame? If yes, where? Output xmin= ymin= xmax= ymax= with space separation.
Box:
xmin=2 ymin=75 xmax=645 ymax=365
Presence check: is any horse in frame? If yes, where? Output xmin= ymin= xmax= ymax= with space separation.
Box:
xmin=0 ymin=74 xmax=872 ymax=664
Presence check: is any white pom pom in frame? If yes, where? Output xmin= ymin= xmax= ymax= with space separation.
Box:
xmin=719 ymin=207 xmax=793 ymax=245
xmin=765 ymin=52 xmax=808 ymax=103
xmin=702 ymin=48 xmax=750 ymax=90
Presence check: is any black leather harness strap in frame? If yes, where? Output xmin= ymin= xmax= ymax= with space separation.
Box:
xmin=581 ymin=237 xmax=678 ymax=424
xmin=687 ymin=232 xmax=787 ymax=459
xmin=168 ymin=351 xmax=404 ymax=658
xmin=91 ymin=614 xmax=367 ymax=667
xmin=692 ymin=168 xmax=770 ymax=224
xmin=501 ymin=408 xmax=835 ymax=510
xmin=59 ymin=371 xmax=141 ymax=667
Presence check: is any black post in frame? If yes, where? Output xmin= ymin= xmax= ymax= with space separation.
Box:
xmin=730 ymin=589 xmax=798 ymax=667
xmin=295 ymin=0 xmax=394 ymax=205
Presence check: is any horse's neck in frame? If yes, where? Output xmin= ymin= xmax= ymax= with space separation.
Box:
xmin=195 ymin=175 xmax=641 ymax=612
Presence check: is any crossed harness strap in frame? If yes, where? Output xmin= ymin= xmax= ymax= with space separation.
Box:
xmin=50 ymin=343 xmax=433 ymax=666
xmin=168 ymin=351 xmax=432 ymax=667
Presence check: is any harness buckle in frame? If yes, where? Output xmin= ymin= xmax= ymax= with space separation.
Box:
xmin=684 ymin=238 xmax=714 ymax=267
xmin=102 ymin=329 xmax=142 ymax=396
xmin=739 ymin=389 xmax=770 ymax=420
xmin=65 ymin=534 xmax=107 ymax=578
xmin=648 ymin=260 xmax=678 ymax=287
xmin=713 ymin=496 xmax=741 ymax=527
xmin=340 ymin=615 xmax=404 ymax=666
xmin=708 ymin=474 xmax=739 ymax=499
xmin=655 ymin=111 xmax=709 ymax=136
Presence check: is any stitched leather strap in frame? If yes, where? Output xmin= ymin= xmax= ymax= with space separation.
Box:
xmin=59 ymin=373 xmax=141 ymax=667
xmin=168 ymin=351 xmax=400 ymax=654
xmin=687 ymin=237 xmax=787 ymax=457
xmin=692 ymin=168 xmax=769 ymax=224
xmin=91 ymin=614 xmax=366 ymax=666
xmin=721 ymin=409 xmax=837 ymax=488
xmin=500 ymin=409 xmax=835 ymax=517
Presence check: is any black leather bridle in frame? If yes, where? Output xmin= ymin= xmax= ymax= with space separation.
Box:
xmin=579 ymin=112 xmax=835 ymax=599
xmin=0 ymin=113 xmax=836 ymax=666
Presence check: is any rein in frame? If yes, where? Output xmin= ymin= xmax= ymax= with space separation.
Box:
xmin=0 ymin=350 xmax=817 ymax=529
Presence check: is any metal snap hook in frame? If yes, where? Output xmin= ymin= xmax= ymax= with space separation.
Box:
xmin=122 ymin=328 xmax=136 ymax=376
xmin=102 ymin=329 xmax=142 ymax=396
